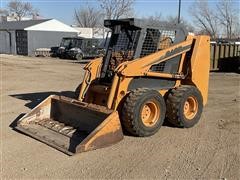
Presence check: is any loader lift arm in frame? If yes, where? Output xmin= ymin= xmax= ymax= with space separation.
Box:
xmin=115 ymin=38 xmax=194 ymax=77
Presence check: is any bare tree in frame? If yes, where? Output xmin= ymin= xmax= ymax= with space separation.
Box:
xmin=98 ymin=0 xmax=135 ymax=19
xmin=74 ymin=6 xmax=103 ymax=28
xmin=216 ymin=0 xmax=239 ymax=39
xmin=144 ymin=13 xmax=162 ymax=26
xmin=190 ymin=0 xmax=218 ymax=38
xmin=165 ymin=16 xmax=195 ymax=32
xmin=144 ymin=14 xmax=194 ymax=32
xmin=7 ymin=0 xmax=38 ymax=21
xmin=74 ymin=6 xmax=108 ymax=39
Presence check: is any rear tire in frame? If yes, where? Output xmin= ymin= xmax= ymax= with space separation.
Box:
xmin=121 ymin=88 xmax=166 ymax=137
xmin=166 ymin=85 xmax=203 ymax=128
xmin=75 ymin=53 xmax=83 ymax=60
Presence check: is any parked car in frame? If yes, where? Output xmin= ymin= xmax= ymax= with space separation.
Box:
xmin=54 ymin=37 xmax=105 ymax=60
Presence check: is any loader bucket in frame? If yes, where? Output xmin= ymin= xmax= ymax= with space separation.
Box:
xmin=15 ymin=95 xmax=123 ymax=155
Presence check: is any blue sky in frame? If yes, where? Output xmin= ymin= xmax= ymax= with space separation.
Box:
xmin=0 ymin=0 xmax=229 ymax=25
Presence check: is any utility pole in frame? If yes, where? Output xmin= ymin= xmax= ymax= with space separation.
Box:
xmin=178 ymin=0 xmax=181 ymax=24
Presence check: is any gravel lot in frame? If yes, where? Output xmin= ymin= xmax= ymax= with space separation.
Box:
xmin=1 ymin=54 xmax=239 ymax=179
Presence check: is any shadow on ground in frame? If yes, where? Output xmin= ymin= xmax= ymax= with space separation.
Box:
xmin=10 ymin=91 xmax=75 ymax=109
xmin=216 ymin=57 xmax=240 ymax=73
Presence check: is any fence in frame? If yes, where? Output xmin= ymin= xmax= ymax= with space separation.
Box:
xmin=210 ymin=43 xmax=240 ymax=71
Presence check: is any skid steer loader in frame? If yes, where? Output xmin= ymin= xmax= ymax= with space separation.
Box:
xmin=15 ymin=18 xmax=210 ymax=155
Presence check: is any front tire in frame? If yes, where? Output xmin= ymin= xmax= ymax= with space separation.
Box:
xmin=121 ymin=88 xmax=166 ymax=137
xmin=166 ymin=85 xmax=203 ymax=128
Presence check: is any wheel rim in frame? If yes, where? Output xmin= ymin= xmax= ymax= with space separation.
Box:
xmin=183 ymin=96 xmax=198 ymax=120
xmin=76 ymin=54 xmax=82 ymax=60
xmin=141 ymin=100 xmax=160 ymax=127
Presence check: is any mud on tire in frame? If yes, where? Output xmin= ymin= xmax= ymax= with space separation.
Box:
xmin=166 ymin=85 xmax=203 ymax=128
xmin=121 ymin=88 xmax=166 ymax=137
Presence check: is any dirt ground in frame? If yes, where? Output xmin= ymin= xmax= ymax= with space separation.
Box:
xmin=0 ymin=54 xmax=239 ymax=179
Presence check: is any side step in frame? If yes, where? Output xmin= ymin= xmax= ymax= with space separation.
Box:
xmin=15 ymin=95 xmax=123 ymax=155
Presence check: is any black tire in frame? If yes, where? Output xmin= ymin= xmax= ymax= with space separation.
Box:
xmin=75 ymin=53 xmax=83 ymax=60
xmin=59 ymin=54 xmax=65 ymax=59
xmin=166 ymin=85 xmax=203 ymax=128
xmin=121 ymin=88 xmax=166 ymax=137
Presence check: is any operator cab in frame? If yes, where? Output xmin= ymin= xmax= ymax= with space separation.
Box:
xmin=101 ymin=18 xmax=187 ymax=82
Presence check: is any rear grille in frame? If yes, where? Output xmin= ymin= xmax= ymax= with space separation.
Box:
xmin=140 ymin=28 xmax=176 ymax=58
xmin=140 ymin=28 xmax=161 ymax=57
xmin=158 ymin=30 xmax=175 ymax=50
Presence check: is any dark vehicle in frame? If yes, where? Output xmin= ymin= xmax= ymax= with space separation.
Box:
xmin=56 ymin=37 xmax=105 ymax=60
xmin=50 ymin=46 xmax=59 ymax=57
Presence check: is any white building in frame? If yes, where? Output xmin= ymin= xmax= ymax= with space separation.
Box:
xmin=73 ymin=27 xmax=109 ymax=39
xmin=0 ymin=19 xmax=78 ymax=55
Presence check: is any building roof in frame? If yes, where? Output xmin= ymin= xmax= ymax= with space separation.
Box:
xmin=24 ymin=19 xmax=79 ymax=33
xmin=0 ymin=19 xmax=50 ymax=30
xmin=0 ymin=19 xmax=79 ymax=33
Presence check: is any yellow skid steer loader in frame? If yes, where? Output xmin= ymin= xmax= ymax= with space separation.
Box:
xmin=15 ymin=18 xmax=210 ymax=155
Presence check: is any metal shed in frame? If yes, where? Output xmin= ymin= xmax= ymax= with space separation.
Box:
xmin=0 ymin=19 xmax=79 ymax=56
